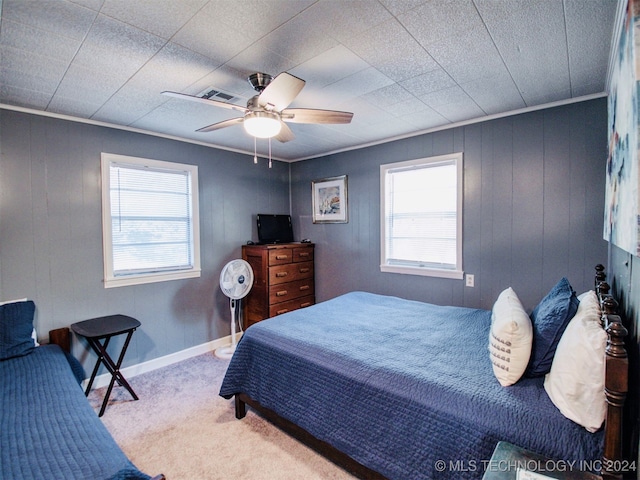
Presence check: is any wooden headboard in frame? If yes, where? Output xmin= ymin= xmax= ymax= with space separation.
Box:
xmin=595 ymin=264 xmax=629 ymax=480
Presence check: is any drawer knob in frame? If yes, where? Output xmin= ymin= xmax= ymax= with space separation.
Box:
xmin=276 ymin=290 xmax=288 ymax=297
xmin=299 ymin=268 xmax=310 ymax=273
xmin=276 ymin=272 xmax=288 ymax=278
xmin=300 ymin=302 xmax=312 ymax=308
xmin=276 ymin=254 xmax=289 ymax=260
xmin=299 ymin=252 xmax=309 ymax=257
xmin=299 ymin=285 xmax=310 ymax=291
xmin=276 ymin=309 xmax=288 ymax=315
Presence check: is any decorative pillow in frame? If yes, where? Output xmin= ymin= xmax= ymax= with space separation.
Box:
xmin=526 ymin=278 xmax=579 ymax=377
xmin=489 ymin=287 xmax=533 ymax=386
xmin=0 ymin=299 xmax=36 ymax=360
xmin=544 ymin=290 xmax=606 ymax=432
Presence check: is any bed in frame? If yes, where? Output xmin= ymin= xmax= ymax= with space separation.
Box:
xmin=219 ymin=265 xmax=629 ymax=479
xmin=0 ymin=300 xmax=165 ymax=480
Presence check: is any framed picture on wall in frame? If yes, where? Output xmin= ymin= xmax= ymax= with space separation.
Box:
xmin=312 ymin=175 xmax=348 ymax=223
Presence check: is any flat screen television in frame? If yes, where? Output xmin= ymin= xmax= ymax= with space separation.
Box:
xmin=256 ymin=214 xmax=294 ymax=244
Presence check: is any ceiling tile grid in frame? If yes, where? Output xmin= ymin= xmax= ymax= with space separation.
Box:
xmin=0 ymin=0 xmax=619 ymax=161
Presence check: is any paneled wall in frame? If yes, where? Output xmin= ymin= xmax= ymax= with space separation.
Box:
xmin=291 ymin=98 xmax=608 ymax=312
xmin=0 ymin=110 xmax=289 ymax=369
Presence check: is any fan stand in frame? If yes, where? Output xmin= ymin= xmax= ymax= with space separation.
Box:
xmin=215 ymin=298 xmax=240 ymax=359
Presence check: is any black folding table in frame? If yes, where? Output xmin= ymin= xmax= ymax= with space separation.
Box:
xmin=71 ymin=314 xmax=140 ymax=417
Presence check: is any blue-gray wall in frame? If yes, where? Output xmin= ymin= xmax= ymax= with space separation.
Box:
xmin=0 ymin=110 xmax=290 ymax=369
xmin=291 ymin=98 xmax=608 ymax=313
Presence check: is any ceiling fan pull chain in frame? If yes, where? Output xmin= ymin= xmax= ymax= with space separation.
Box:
xmin=268 ymin=138 xmax=272 ymax=169
xmin=254 ymin=136 xmax=258 ymax=164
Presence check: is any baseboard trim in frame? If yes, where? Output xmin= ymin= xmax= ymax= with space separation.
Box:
xmin=83 ymin=333 xmax=241 ymax=391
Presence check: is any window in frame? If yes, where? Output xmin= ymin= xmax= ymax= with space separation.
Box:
xmin=101 ymin=153 xmax=200 ymax=288
xmin=380 ymin=153 xmax=463 ymax=279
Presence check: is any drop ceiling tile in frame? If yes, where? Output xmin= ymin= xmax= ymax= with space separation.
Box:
xmin=254 ymin=16 xmax=339 ymax=68
xmin=398 ymin=107 xmax=450 ymax=131
xmin=439 ymin=52 xmax=507 ymax=86
xmin=0 ymin=83 xmax=52 ymax=110
xmin=72 ymin=0 xmax=105 ymax=11
xmin=320 ymin=67 xmax=395 ymax=107
xmin=100 ymin=0 xmax=208 ymax=39
xmin=432 ymin=99 xmax=485 ymax=123
xmin=419 ymin=85 xmax=473 ymax=109
xmin=72 ymin=14 xmax=165 ymax=75
xmin=0 ymin=18 xmax=80 ymax=63
xmin=343 ymin=18 xmax=439 ymax=82
xmin=379 ymin=0 xmax=429 ymax=16
xmin=289 ymin=45 xmax=370 ymax=91
xmin=399 ymin=0 xmax=483 ymax=47
xmin=399 ymin=68 xmax=456 ymax=98
xmin=564 ymin=0 xmax=616 ymax=96
xmin=224 ymin=44 xmax=296 ymax=79
xmin=171 ymin=8 xmax=254 ymax=64
xmin=461 ymin=74 xmax=525 ymax=115
xmin=2 ymin=0 xmax=97 ymax=40
xmin=380 ymin=96 xmax=433 ymax=117
xmin=47 ymin=93 xmax=105 ymax=118
xmin=475 ymin=0 xmax=570 ymax=106
xmin=50 ymin=63 xmax=126 ymax=114
xmin=303 ymin=0 xmax=392 ymax=43
xmin=125 ymin=42 xmax=220 ymax=94
xmin=361 ymin=83 xmax=415 ymax=108
xmin=0 ymin=46 xmax=69 ymax=95
xmin=424 ymin=25 xmax=500 ymax=69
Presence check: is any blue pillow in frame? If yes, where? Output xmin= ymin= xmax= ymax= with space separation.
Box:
xmin=0 ymin=300 xmax=36 ymax=360
xmin=526 ymin=278 xmax=579 ymax=377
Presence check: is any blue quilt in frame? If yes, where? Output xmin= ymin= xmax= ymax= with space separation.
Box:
xmin=1 ymin=344 xmax=150 ymax=480
xmin=220 ymin=292 xmax=603 ymax=480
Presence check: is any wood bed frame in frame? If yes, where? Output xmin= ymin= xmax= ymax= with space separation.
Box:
xmin=233 ymin=265 xmax=630 ymax=480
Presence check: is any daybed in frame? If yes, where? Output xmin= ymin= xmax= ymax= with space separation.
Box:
xmin=0 ymin=300 xmax=164 ymax=480
xmin=220 ymin=265 xmax=629 ymax=479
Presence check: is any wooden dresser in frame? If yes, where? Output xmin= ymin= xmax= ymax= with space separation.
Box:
xmin=241 ymin=242 xmax=315 ymax=328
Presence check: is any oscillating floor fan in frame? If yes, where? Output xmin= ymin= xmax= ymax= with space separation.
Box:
xmin=215 ymin=259 xmax=254 ymax=359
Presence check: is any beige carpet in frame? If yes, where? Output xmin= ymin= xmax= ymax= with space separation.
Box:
xmin=88 ymin=353 xmax=356 ymax=480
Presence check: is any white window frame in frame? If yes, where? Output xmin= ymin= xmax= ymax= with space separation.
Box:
xmin=380 ymin=153 xmax=463 ymax=279
xmin=101 ymin=153 xmax=201 ymax=288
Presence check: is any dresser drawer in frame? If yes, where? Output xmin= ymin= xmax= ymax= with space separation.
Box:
xmin=269 ymin=261 xmax=313 ymax=285
xmin=293 ymin=247 xmax=314 ymax=263
xmin=269 ymin=278 xmax=314 ymax=304
xmin=269 ymin=295 xmax=315 ymax=317
xmin=268 ymin=249 xmax=294 ymax=266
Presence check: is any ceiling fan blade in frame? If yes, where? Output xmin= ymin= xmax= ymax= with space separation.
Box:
xmin=196 ymin=117 xmax=244 ymax=133
xmin=162 ymin=91 xmax=247 ymax=113
xmin=281 ymin=108 xmax=353 ymax=124
xmin=258 ymin=73 xmax=305 ymax=112
xmin=275 ymin=122 xmax=295 ymax=143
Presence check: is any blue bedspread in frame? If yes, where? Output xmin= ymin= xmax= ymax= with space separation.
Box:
xmin=1 ymin=344 xmax=150 ymax=480
xmin=220 ymin=292 xmax=603 ymax=479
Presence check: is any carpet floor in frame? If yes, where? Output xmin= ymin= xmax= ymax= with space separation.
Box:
xmin=88 ymin=352 xmax=356 ymax=480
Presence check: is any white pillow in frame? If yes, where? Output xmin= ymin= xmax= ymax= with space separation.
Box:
xmin=489 ymin=287 xmax=533 ymax=386
xmin=544 ymin=290 xmax=606 ymax=432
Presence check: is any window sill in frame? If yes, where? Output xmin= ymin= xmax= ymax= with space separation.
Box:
xmin=104 ymin=269 xmax=201 ymax=288
xmin=380 ymin=264 xmax=464 ymax=280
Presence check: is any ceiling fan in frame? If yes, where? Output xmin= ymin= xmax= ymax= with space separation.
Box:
xmin=162 ymin=72 xmax=353 ymax=143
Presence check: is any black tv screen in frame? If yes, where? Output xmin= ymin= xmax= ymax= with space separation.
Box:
xmin=257 ymin=214 xmax=294 ymax=244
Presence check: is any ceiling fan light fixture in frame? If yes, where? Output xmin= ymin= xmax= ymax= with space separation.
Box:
xmin=244 ymin=111 xmax=281 ymax=138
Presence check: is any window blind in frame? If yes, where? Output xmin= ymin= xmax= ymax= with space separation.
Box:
xmin=109 ymin=162 xmax=194 ymax=276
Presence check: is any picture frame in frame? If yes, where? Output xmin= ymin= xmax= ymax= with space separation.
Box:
xmin=312 ymin=175 xmax=348 ymax=224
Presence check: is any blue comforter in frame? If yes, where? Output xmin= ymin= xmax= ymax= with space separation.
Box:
xmin=220 ymin=292 xmax=603 ymax=479
xmin=0 ymin=344 xmax=150 ymax=480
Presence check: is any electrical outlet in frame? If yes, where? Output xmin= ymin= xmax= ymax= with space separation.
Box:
xmin=465 ymin=274 xmax=474 ymax=287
